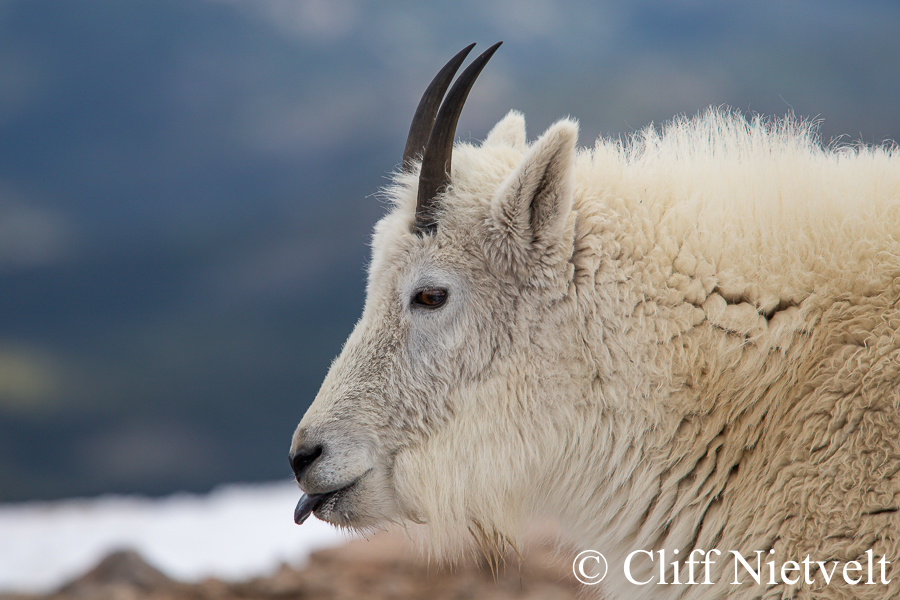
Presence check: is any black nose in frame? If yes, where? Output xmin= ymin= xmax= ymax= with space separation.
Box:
xmin=289 ymin=444 xmax=323 ymax=481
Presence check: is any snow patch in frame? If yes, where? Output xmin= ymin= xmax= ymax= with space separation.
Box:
xmin=0 ymin=481 xmax=352 ymax=594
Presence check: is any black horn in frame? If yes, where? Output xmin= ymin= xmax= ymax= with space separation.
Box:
xmin=402 ymin=44 xmax=475 ymax=173
xmin=415 ymin=42 xmax=502 ymax=234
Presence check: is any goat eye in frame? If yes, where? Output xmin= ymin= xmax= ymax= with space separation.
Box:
xmin=412 ymin=288 xmax=448 ymax=308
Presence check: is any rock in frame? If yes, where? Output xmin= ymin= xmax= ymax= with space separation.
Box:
xmin=1 ymin=529 xmax=582 ymax=600
xmin=59 ymin=549 xmax=177 ymax=594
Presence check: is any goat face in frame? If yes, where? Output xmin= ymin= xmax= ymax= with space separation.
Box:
xmin=290 ymin=44 xmax=580 ymax=536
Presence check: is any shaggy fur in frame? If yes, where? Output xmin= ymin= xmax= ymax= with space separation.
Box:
xmin=292 ymin=108 xmax=900 ymax=599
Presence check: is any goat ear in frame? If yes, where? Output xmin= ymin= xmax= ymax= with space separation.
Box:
xmin=486 ymin=118 xmax=578 ymax=283
xmin=487 ymin=119 xmax=578 ymax=282
xmin=483 ymin=110 xmax=527 ymax=151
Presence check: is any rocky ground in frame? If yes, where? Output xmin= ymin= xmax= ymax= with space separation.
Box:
xmin=0 ymin=530 xmax=583 ymax=600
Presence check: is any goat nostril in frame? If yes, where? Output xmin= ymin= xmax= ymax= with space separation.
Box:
xmin=289 ymin=445 xmax=323 ymax=479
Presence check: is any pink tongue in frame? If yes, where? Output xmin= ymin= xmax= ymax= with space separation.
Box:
xmin=294 ymin=493 xmax=326 ymax=525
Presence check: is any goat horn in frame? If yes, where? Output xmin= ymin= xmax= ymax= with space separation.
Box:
xmin=402 ymin=44 xmax=475 ymax=173
xmin=415 ymin=41 xmax=502 ymax=234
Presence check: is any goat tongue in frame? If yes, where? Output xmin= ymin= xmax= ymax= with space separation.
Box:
xmin=293 ymin=493 xmax=327 ymax=525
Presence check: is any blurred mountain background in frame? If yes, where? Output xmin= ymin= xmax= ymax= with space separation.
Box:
xmin=0 ymin=0 xmax=898 ymax=502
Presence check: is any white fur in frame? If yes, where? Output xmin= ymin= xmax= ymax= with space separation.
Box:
xmin=292 ymin=108 xmax=900 ymax=599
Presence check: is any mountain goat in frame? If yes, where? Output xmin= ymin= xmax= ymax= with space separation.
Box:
xmin=289 ymin=43 xmax=900 ymax=599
